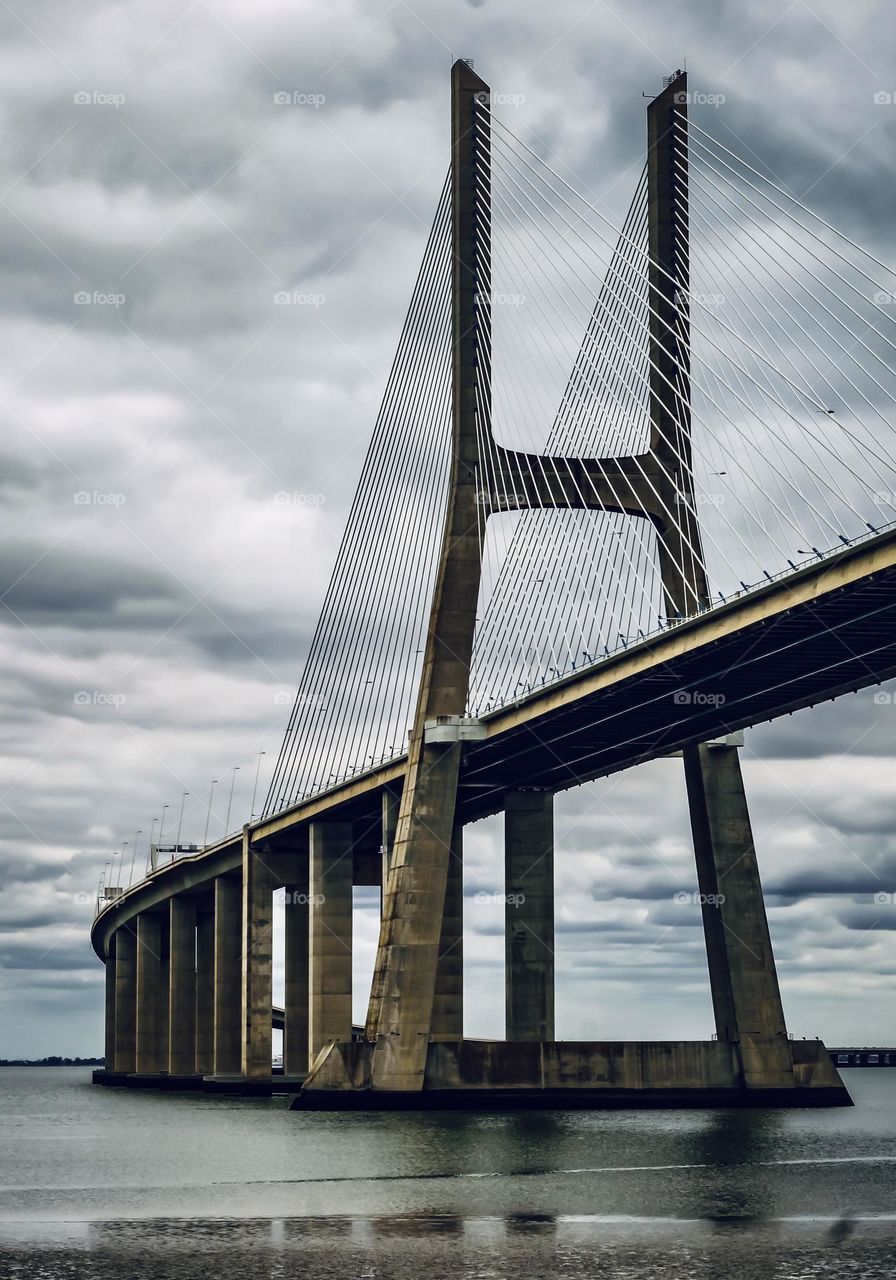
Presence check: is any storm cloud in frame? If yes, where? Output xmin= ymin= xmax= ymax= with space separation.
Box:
xmin=1 ymin=0 xmax=895 ymax=1056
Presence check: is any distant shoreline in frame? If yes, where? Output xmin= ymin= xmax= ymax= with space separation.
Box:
xmin=1 ymin=1057 xmax=104 ymax=1066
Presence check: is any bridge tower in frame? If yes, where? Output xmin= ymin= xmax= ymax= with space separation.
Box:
xmin=352 ymin=62 xmax=650 ymax=1092
xmin=299 ymin=63 xmax=806 ymax=1101
xmin=89 ymin=61 xmax=854 ymax=1108
xmin=646 ymin=74 xmax=794 ymax=1089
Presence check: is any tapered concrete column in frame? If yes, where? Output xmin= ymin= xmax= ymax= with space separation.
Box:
xmin=168 ymin=897 xmax=196 ymax=1076
xmin=505 ymin=791 xmax=555 ymax=1041
xmin=104 ymin=936 xmax=116 ymax=1070
xmin=213 ymin=875 xmax=241 ymax=1075
xmin=309 ymin=821 xmax=353 ymax=1067
xmin=684 ymin=742 xmax=794 ymax=1088
xmin=195 ymin=907 xmax=214 ymax=1074
xmin=241 ymin=834 xmax=276 ymax=1078
xmin=113 ymin=924 xmax=137 ymax=1072
xmin=284 ymin=842 xmax=310 ymax=1078
xmin=432 ymin=824 xmax=463 ymax=1039
xmin=135 ymin=912 xmax=165 ymax=1073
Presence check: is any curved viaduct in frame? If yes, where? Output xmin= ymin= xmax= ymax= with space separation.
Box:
xmin=92 ymin=528 xmax=896 ymax=1101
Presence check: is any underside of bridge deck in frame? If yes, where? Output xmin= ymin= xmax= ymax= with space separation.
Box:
xmin=458 ymin=544 xmax=896 ymax=820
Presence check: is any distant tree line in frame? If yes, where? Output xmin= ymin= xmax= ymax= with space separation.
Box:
xmin=0 ymin=1056 xmax=104 ymax=1066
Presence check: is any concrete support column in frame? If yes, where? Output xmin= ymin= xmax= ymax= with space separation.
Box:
xmin=168 ymin=897 xmax=196 ymax=1076
xmin=135 ymin=912 xmax=166 ymax=1073
xmin=195 ymin=907 xmax=214 ymax=1074
xmin=113 ymin=924 xmax=137 ymax=1073
xmin=505 ymin=790 xmax=555 ymax=1041
xmin=284 ymin=842 xmax=310 ymax=1078
xmin=381 ymin=787 xmax=399 ymax=920
xmin=241 ymin=834 xmax=276 ymax=1078
xmin=104 ymin=936 xmax=116 ymax=1070
xmin=213 ymin=875 xmax=241 ymax=1075
xmin=684 ymin=742 xmax=794 ymax=1088
xmin=309 ymin=821 xmax=353 ymax=1067
xmin=431 ymin=824 xmax=463 ymax=1039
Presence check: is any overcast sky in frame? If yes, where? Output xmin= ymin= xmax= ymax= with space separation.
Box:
xmin=1 ymin=0 xmax=895 ymax=1058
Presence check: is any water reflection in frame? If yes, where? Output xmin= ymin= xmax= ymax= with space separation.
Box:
xmin=690 ymin=1108 xmax=785 ymax=1226
xmin=0 ymin=1209 xmax=891 ymax=1280
xmin=1 ymin=1069 xmax=894 ymax=1251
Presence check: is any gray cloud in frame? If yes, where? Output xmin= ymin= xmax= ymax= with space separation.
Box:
xmin=1 ymin=0 xmax=895 ymax=1055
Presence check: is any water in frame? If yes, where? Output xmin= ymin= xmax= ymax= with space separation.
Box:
xmin=0 ymin=1068 xmax=894 ymax=1277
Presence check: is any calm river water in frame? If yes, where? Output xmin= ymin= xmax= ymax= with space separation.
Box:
xmin=0 ymin=1067 xmax=893 ymax=1277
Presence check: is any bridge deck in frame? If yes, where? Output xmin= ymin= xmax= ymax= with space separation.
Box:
xmin=92 ymin=526 xmax=896 ymax=957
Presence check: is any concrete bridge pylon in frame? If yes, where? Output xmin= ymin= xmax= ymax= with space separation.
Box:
xmin=91 ymin=60 xmax=852 ymax=1110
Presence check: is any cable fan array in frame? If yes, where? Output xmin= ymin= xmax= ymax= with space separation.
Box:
xmin=264 ymin=97 xmax=896 ymax=817
xmin=264 ymin=177 xmax=453 ymax=814
xmin=467 ymin=100 xmax=896 ymax=716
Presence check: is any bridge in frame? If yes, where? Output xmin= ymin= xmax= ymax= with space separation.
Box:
xmin=91 ymin=60 xmax=896 ymax=1107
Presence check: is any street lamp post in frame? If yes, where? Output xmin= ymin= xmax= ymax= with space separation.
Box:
xmin=112 ymin=844 xmax=124 ymax=896
xmin=203 ymin=780 xmax=218 ymax=848
xmin=251 ymin=751 xmax=266 ymax=819
xmin=148 ymin=817 xmax=159 ymax=872
xmin=128 ymin=829 xmax=142 ymax=887
xmin=224 ymin=765 xmax=239 ymax=836
xmin=174 ymin=791 xmax=188 ymax=859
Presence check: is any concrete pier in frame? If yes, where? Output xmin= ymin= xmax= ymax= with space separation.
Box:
xmin=505 ymin=791 xmax=555 ymax=1041
xmin=432 ymin=824 xmax=463 ymax=1040
xmin=104 ymin=939 xmax=116 ymax=1070
xmin=309 ymin=821 xmax=353 ymax=1065
xmin=684 ymin=741 xmax=795 ymax=1089
xmin=213 ymin=875 xmax=241 ymax=1075
xmin=195 ymin=906 xmax=214 ymax=1074
xmin=298 ymin=1035 xmax=849 ymax=1109
xmin=380 ymin=787 xmax=399 ymax=916
xmin=113 ymin=925 xmax=136 ymax=1073
xmin=135 ymin=912 xmax=165 ymax=1074
xmin=168 ymin=897 xmax=196 ymax=1076
xmin=241 ymin=834 xmax=276 ymax=1078
xmin=284 ymin=843 xmax=310 ymax=1076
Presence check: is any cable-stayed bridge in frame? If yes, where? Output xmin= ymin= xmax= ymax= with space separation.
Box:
xmin=91 ymin=61 xmax=896 ymax=1107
